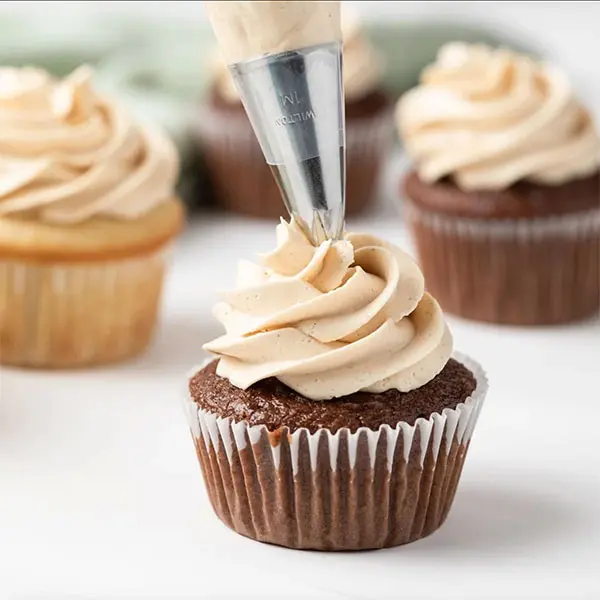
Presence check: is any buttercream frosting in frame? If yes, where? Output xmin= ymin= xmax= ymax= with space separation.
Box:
xmin=204 ymin=219 xmax=452 ymax=401
xmin=212 ymin=7 xmax=383 ymax=103
xmin=204 ymin=1 xmax=341 ymax=64
xmin=397 ymin=42 xmax=600 ymax=190
xmin=0 ymin=66 xmax=179 ymax=224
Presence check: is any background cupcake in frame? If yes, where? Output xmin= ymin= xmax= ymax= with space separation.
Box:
xmin=0 ymin=66 xmax=184 ymax=368
xmin=185 ymin=219 xmax=487 ymax=551
xmin=194 ymin=9 xmax=393 ymax=220
xmin=397 ymin=43 xmax=600 ymax=325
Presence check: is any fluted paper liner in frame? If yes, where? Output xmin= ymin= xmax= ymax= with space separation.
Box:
xmin=193 ymin=101 xmax=393 ymax=219
xmin=0 ymin=249 xmax=169 ymax=368
xmin=405 ymin=199 xmax=600 ymax=325
xmin=184 ymin=353 xmax=487 ymax=551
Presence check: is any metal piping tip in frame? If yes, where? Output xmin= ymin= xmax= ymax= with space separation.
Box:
xmin=229 ymin=41 xmax=346 ymax=244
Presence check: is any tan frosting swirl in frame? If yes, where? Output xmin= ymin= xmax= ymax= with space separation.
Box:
xmin=205 ymin=1 xmax=341 ymax=64
xmin=0 ymin=66 xmax=178 ymax=224
xmin=213 ymin=7 xmax=383 ymax=103
xmin=204 ymin=219 xmax=452 ymax=401
xmin=397 ymin=42 xmax=600 ymax=190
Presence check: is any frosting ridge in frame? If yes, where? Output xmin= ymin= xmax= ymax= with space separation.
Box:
xmin=397 ymin=42 xmax=600 ymax=190
xmin=0 ymin=66 xmax=179 ymax=224
xmin=204 ymin=219 xmax=452 ymax=401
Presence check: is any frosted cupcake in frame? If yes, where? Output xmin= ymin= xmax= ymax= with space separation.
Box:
xmin=397 ymin=43 xmax=600 ymax=325
xmin=0 ymin=66 xmax=184 ymax=368
xmin=184 ymin=219 xmax=487 ymax=551
xmin=195 ymin=9 xmax=392 ymax=219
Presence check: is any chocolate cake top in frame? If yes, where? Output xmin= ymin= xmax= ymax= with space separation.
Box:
xmin=190 ymin=358 xmax=476 ymax=434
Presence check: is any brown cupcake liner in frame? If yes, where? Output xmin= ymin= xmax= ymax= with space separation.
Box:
xmin=0 ymin=249 xmax=170 ymax=368
xmin=405 ymin=200 xmax=600 ymax=325
xmin=184 ymin=352 xmax=487 ymax=551
xmin=193 ymin=102 xmax=393 ymax=220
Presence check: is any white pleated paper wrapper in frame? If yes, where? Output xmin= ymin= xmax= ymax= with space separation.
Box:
xmin=0 ymin=248 xmax=170 ymax=367
xmin=184 ymin=351 xmax=486 ymax=473
xmin=183 ymin=352 xmax=488 ymax=550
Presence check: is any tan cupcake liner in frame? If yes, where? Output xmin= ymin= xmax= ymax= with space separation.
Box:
xmin=0 ymin=249 xmax=170 ymax=368
xmin=405 ymin=200 xmax=600 ymax=325
xmin=193 ymin=102 xmax=393 ymax=219
xmin=184 ymin=352 xmax=487 ymax=551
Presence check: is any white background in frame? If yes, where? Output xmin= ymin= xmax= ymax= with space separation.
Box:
xmin=1 ymin=2 xmax=600 ymax=599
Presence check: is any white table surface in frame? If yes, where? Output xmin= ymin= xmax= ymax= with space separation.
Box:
xmin=2 ymin=189 xmax=600 ymax=600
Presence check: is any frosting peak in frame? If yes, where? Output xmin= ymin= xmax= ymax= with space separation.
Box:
xmin=204 ymin=220 xmax=452 ymax=401
xmin=397 ymin=42 xmax=600 ymax=190
xmin=0 ymin=66 xmax=178 ymax=224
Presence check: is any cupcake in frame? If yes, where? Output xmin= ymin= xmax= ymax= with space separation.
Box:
xmin=0 ymin=66 xmax=184 ymax=368
xmin=184 ymin=219 xmax=487 ymax=551
xmin=195 ymin=9 xmax=393 ymax=220
xmin=397 ymin=43 xmax=600 ymax=325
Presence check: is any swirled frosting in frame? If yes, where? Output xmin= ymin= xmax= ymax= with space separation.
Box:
xmin=213 ymin=7 xmax=383 ymax=103
xmin=205 ymin=1 xmax=341 ymax=64
xmin=397 ymin=42 xmax=600 ymax=190
xmin=204 ymin=219 xmax=452 ymax=401
xmin=0 ymin=66 xmax=179 ymax=224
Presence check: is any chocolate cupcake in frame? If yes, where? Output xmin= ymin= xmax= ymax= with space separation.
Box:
xmin=184 ymin=219 xmax=487 ymax=551
xmin=397 ymin=43 xmax=600 ymax=325
xmin=194 ymin=9 xmax=393 ymax=219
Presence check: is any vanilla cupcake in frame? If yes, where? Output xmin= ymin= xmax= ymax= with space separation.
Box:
xmin=0 ymin=66 xmax=184 ymax=367
xmin=397 ymin=43 xmax=600 ymax=325
xmin=194 ymin=8 xmax=393 ymax=219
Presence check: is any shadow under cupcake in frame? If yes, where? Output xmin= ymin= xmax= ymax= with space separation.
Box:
xmin=396 ymin=42 xmax=600 ymax=326
xmin=193 ymin=11 xmax=394 ymax=220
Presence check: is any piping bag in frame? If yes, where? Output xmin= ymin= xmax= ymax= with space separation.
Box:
xmin=204 ymin=1 xmax=345 ymax=243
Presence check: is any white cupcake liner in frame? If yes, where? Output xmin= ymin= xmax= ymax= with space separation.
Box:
xmin=0 ymin=249 xmax=170 ymax=368
xmin=184 ymin=352 xmax=487 ymax=550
